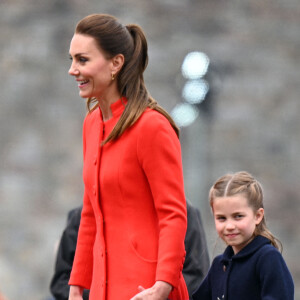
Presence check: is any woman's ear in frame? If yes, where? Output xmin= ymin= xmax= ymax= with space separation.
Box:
xmin=111 ymin=54 xmax=125 ymax=74
xmin=255 ymin=208 xmax=264 ymax=225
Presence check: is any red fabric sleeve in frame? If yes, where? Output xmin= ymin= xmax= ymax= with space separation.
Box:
xmin=69 ymin=117 xmax=96 ymax=289
xmin=137 ymin=111 xmax=187 ymax=288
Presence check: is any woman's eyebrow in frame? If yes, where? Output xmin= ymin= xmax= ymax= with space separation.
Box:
xmin=69 ymin=52 xmax=89 ymax=58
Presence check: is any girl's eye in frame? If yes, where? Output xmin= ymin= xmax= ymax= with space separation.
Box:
xmin=216 ymin=216 xmax=226 ymax=221
xmin=235 ymin=214 xmax=243 ymax=219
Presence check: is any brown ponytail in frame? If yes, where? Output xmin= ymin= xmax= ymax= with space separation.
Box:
xmin=74 ymin=14 xmax=179 ymax=143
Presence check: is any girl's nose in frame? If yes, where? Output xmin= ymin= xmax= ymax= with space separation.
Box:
xmin=225 ymin=221 xmax=235 ymax=230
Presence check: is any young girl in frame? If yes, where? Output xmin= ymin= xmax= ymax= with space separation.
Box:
xmin=193 ymin=171 xmax=294 ymax=300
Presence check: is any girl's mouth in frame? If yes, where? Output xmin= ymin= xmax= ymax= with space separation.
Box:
xmin=226 ymin=233 xmax=239 ymax=238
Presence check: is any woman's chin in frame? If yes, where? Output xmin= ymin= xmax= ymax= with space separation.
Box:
xmin=79 ymin=91 xmax=91 ymax=99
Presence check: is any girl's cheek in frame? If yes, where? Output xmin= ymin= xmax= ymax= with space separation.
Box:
xmin=215 ymin=224 xmax=222 ymax=234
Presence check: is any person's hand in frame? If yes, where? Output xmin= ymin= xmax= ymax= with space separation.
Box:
xmin=69 ymin=285 xmax=84 ymax=300
xmin=0 ymin=291 xmax=8 ymax=300
xmin=130 ymin=281 xmax=172 ymax=300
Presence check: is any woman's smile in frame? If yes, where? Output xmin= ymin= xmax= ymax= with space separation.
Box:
xmin=69 ymin=34 xmax=114 ymax=100
xmin=76 ymin=79 xmax=90 ymax=88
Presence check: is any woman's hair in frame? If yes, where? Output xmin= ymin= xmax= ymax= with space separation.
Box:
xmin=209 ymin=171 xmax=282 ymax=251
xmin=74 ymin=14 xmax=179 ymax=143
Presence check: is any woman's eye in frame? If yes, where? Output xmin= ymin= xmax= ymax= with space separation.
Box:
xmin=79 ymin=57 xmax=88 ymax=63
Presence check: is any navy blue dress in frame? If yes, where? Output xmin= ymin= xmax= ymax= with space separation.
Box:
xmin=193 ymin=235 xmax=294 ymax=300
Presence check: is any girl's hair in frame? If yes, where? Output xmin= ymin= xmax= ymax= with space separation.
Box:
xmin=209 ymin=171 xmax=282 ymax=251
xmin=74 ymin=14 xmax=179 ymax=143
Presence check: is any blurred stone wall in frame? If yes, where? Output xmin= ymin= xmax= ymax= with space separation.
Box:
xmin=0 ymin=0 xmax=299 ymax=299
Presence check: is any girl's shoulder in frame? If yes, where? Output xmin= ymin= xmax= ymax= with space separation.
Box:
xmin=254 ymin=242 xmax=293 ymax=282
xmin=210 ymin=254 xmax=225 ymax=269
xmin=255 ymin=244 xmax=294 ymax=296
xmin=256 ymin=243 xmax=284 ymax=265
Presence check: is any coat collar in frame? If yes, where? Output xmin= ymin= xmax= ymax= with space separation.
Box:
xmin=221 ymin=235 xmax=271 ymax=264
xmin=99 ymin=97 xmax=127 ymax=122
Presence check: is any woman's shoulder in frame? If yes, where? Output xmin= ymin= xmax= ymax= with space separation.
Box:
xmin=83 ymin=108 xmax=101 ymax=127
xmin=136 ymin=108 xmax=175 ymax=133
xmin=140 ymin=108 xmax=169 ymax=123
xmin=134 ymin=109 xmax=180 ymax=154
xmin=85 ymin=107 xmax=100 ymax=120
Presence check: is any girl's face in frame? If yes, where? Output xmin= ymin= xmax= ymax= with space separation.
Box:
xmin=68 ymin=34 xmax=114 ymax=100
xmin=212 ymin=194 xmax=264 ymax=254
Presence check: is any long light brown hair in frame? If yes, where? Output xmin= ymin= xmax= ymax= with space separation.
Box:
xmin=74 ymin=14 xmax=179 ymax=144
xmin=209 ymin=171 xmax=282 ymax=251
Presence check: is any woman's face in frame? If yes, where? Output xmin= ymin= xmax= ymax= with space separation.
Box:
xmin=68 ymin=34 xmax=113 ymax=100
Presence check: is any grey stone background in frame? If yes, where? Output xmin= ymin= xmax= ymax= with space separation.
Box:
xmin=0 ymin=0 xmax=299 ymax=299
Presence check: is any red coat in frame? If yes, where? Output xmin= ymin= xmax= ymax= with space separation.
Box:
xmin=69 ymin=99 xmax=188 ymax=299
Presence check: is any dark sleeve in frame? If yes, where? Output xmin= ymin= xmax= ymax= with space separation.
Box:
xmin=258 ymin=247 xmax=294 ymax=299
xmin=192 ymin=266 xmax=212 ymax=300
xmin=50 ymin=206 xmax=90 ymax=300
xmin=183 ymin=200 xmax=210 ymax=298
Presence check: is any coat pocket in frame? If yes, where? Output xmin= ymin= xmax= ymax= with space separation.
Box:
xmin=129 ymin=236 xmax=158 ymax=263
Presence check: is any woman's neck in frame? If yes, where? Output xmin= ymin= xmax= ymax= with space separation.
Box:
xmin=99 ymin=101 xmax=113 ymax=121
xmin=98 ymin=89 xmax=122 ymax=122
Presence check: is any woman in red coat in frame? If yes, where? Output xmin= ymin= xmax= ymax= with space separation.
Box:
xmin=68 ymin=14 xmax=189 ymax=300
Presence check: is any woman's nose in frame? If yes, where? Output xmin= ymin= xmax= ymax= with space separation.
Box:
xmin=68 ymin=63 xmax=79 ymax=76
